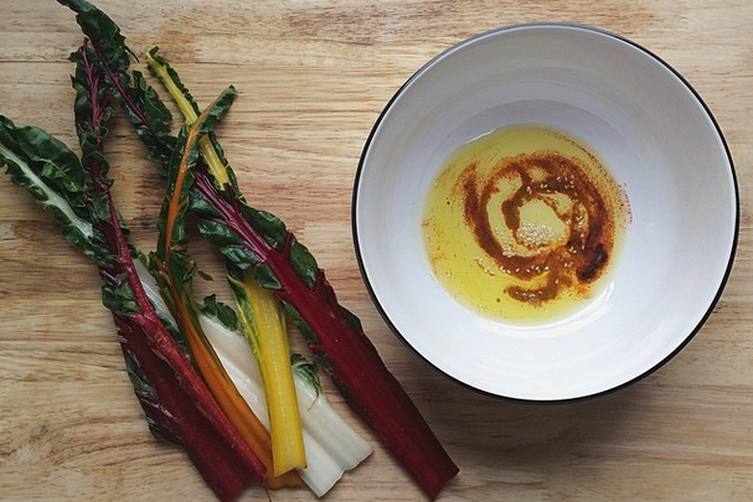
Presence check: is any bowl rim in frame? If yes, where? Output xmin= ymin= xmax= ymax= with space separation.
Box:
xmin=351 ymin=22 xmax=741 ymax=403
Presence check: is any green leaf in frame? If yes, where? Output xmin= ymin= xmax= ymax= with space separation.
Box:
xmin=199 ymin=294 xmax=239 ymax=332
xmin=130 ymin=71 xmax=177 ymax=172
xmin=282 ymin=301 xmax=319 ymax=345
xmin=60 ymin=0 xmax=177 ymax=172
xmin=58 ymin=0 xmax=132 ymax=70
xmin=195 ymin=86 xmax=237 ymax=137
xmin=102 ymin=274 xmax=139 ymax=314
xmin=217 ymin=246 xmax=261 ymax=270
xmin=290 ymin=353 xmax=323 ymax=395
xmin=197 ymin=219 xmax=242 ymax=247
xmin=187 ymin=190 xmax=222 ymax=219
xmin=241 ymin=205 xmax=288 ymax=250
xmin=339 ymin=305 xmax=364 ymax=333
xmin=289 ymin=237 xmax=318 ymax=289
xmin=0 ymin=115 xmax=95 ymax=252
xmin=249 ymin=263 xmax=282 ymax=290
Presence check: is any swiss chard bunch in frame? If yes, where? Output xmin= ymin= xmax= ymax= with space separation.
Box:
xmin=57 ymin=1 xmax=458 ymax=498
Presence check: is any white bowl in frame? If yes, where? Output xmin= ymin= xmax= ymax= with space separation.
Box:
xmin=352 ymin=24 xmax=739 ymax=402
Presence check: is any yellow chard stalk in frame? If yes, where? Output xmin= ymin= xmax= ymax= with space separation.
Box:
xmin=231 ymin=274 xmax=307 ymax=475
xmin=145 ymin=49 xmax=230 ymax=188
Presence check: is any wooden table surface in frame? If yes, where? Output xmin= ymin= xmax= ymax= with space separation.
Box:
xmin=1 ymin=1 xmax=752 ymax=501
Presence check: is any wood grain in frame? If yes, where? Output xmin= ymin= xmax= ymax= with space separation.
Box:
xmin=1 ymin=1 xmax=752 ymax=501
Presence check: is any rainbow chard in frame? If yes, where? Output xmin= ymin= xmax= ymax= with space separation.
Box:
xmin=0 ymin=40 xmax=266 ymax=502
xmin=147 ymin=47 xmax=376 ymax=496
xmin=146 ymin=84 xmax=300 ymax=489
xmin=59 ymin=0 xmax=459 ymax=498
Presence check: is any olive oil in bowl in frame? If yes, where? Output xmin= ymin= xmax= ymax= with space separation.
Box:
xmin=422 ymin=126 xmax=630 ymax=324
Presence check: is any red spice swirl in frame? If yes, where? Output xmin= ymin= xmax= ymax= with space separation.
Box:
xmin=461 ymin=151 xmax=615 ymax=304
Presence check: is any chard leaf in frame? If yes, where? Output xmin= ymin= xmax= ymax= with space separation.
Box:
xmin=187 ymin=190 xmax=222 ymax=218
xmin=59 ymin=0 xmax=176 ymax=170
xmin=282 ymin=301 xmax=320 ymax=346
xmin=200 ymin=294 xmax=239 ymax=332
xmin=0 ymin=115 xmax=94 ymax=253
xmin=194 ymin=87 xmax=237 ymax=137
xmin=249 ymin=263 xmax=282 ymax=290
xmin=218 ymin=246 xmax=260 ymax=270
xmin=290 ymin=353 xmax=322 ymax=396
xmin=240 ymin=205 xmax=288 ymax=250
xmin=197 ymin=218 xmax=243 ymax=247
xmin=85 ymin=31 xmax=327 ymax=306
xmin=289 ymin=236 xmax=318 ymax=289
xmin=58 ymin=0 xmax=131 ymax=69
xmin=101 ymin=275 xmax=138 ymax=314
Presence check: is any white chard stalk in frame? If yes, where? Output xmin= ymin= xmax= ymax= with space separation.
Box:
xmin=199 ymin=314 xmax=373 ymax=497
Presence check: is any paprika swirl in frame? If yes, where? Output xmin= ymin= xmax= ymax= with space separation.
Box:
xmin=423 ymin=126 xmax=630 ymax=323
xmin=462 ymin=151 xmax=611 ymax=303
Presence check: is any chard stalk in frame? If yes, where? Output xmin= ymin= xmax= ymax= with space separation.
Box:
xmin=230 ymin=273 xmax=307 ymax=476
xmin=57 ymin=1 xmax=299 ymax=487
xmin=154 ymin=62 xmax=458 ymax=496
xmin=72 ymin=40 xmax=266 ymax=498
xmin=145 ymin=48 xmax=230 ymax=187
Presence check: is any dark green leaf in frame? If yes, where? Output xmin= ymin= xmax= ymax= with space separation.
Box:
xmin=0 ymin=116 xmax=95 ymax=253
xmin=250 ymin=264 xmax=282 ymax=290
xmin=102 ymin=279 xmax=138 ymax=314
xmin=195 ymin=86 xmax=237 ymax=137
xmin=340 ymin=305 xmax=364 ymax=333
xmin=218 ymin=246 xmax=261 ymax=270
xmin=290 ymin=353 xmax=322 ymax=395
xmin=58 ymin=0 xmax=132 ymax=70
xmin=60 ymin=0 xmax=177 ymax=172
xmin=187 ymin=190 xmax=222 ymax=219
xmin=197 ymin=219 xmax=242 ymax=247
xmin=129 ymin=71 xmax=176 ymax=172
xmin=241 ymin=205 xmax=287 ymax=250
xmin=282 ymin=301 xmax=319 ymax=345
xmin=200 ymin=294 xmax=239 ymax=332
xmin=289 ymin=237 xmax=318 ymax=289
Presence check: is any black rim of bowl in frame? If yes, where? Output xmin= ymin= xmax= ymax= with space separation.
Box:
xmin=351 ymin=23 xmax=740 ymax=404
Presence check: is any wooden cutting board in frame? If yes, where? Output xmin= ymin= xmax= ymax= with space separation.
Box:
xmin=1 ymin=1 xmax=752 ymax=501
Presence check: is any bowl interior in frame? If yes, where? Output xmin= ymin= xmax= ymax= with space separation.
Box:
xmin=353 ymin=24 xmax=738 ymax=401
